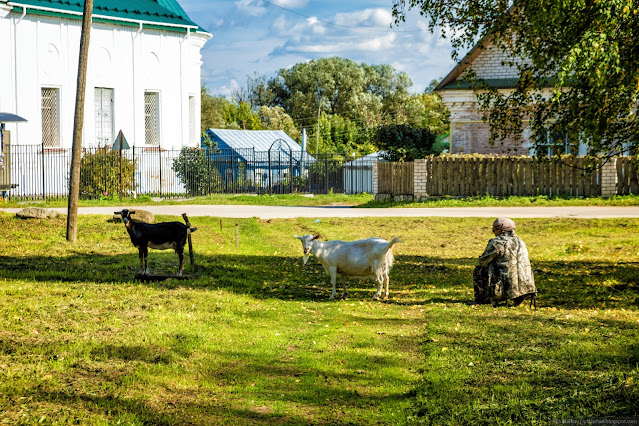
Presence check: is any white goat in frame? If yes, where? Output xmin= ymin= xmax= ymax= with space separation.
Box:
xmin=294 ymin=234 xmax=402 ymax=300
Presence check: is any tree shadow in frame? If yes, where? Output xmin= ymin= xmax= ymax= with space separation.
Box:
xmin=0 ymin=252 xmax=637 ymax=309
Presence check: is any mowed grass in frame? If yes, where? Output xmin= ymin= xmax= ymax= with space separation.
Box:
xmin=0 ymin=213 xmax=637 ymax=424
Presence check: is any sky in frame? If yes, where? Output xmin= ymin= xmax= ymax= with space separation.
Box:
xmin=178 ymin=0 xmax=457 ymax=97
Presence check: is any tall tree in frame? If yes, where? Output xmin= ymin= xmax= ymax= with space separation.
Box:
xmin=263 ymin=57 xmax=412 ymax=127
xmin=200 ymin=85 xmax=227 ymax=131
xmin=258 ymin=106 xmax=300 ymax=140
xmin=392 ymin=0 xmax=639 ymax=157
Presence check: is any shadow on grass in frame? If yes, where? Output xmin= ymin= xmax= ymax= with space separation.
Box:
xmin=410 ymin=308 xmax=639 ymax=424
xmin=0 ymin=252 xmax=638 ymax=309
xmin=1 ymin=317 xmax=420 ymax=425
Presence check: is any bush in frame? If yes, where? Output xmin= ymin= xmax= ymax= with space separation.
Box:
xmin=79 ymin=148 xmax=136 ymax=199
xmin=373 ymin=124 xmax=437 ymax=161
xmin=172 ymin=147 xmax=221 ymax=196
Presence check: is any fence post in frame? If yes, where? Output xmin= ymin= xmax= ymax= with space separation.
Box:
xmin=159 ymin=148 xmax=163 ymax=197
xmin=413 ymin=158 xmax=427 ymax=200
xmin=41 ymin=140 xmax=45 ymax=199
xmin=372 ymin=161 xmax=379 ymax=198
xmin=601 ymin=157 xmax=618 ymax=197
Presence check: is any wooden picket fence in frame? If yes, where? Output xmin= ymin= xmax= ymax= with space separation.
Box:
xmin=377 ymin=161 xmax=414 ymax=195
xmin=616 ymin=157 xmax=639 ymax=195
xmin=424 ymin=156 xmax=601 ymax=197
xmin=376 ymin=156 xmax=639 ymax=197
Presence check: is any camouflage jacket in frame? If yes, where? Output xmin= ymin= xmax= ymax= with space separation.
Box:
xmin=478 ymin=230 xmax=536 ymax=300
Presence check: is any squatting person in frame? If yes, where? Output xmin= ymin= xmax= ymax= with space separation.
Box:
xmin=472 ymin=217 xmax=537 ymax=306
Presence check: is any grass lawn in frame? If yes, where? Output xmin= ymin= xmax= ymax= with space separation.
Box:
xmin=0 ymin=213 xmax=637 ymax=424
xmin=5 ymin=192 xmax=639 ymax=209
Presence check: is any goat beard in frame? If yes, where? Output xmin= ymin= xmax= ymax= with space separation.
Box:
xmin=303 ymin=254 xmax=309 ymax=265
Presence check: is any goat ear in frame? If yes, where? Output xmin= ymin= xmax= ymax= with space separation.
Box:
xmin=114 ymin=211 xmax=121 ymax=215
xmin=293 ymin=235 xmax=301 ymax=240
xmin=130 ymin=211 xmax=136 ymax=215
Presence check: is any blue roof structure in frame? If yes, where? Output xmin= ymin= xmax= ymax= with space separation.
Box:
xmin=206 ymin=129 xmax=303 ymax=154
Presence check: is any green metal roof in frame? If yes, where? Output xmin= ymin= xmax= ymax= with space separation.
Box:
xmin=441 ymin=78 xmax=520 ymax=90
xmin=7 ymin=0 xmax=207 ymax=33
xmin=440 ymin=77 xmax=556 ymax=91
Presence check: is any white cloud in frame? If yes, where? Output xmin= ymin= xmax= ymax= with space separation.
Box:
xmin=235 ymin=0 xmax=267 ymax=17
xmin=271 ymin=0 xmax=308 ymax=7
xmin=333 ymin=8 xmax=393 ymax=28
xmin=278 ymin=33 xmax=396 ymax=54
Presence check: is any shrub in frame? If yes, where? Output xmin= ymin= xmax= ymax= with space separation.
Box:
xmin=172 ymin=147 xmax=222 ymax=196
xmin=373 ymin=124 xmax=437 ymax=161
xmin=79 ymin=148 xmax=136 ymax=198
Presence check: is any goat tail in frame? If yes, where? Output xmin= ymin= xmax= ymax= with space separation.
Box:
xmin=388 ymin=237 xmax=403 ymax=248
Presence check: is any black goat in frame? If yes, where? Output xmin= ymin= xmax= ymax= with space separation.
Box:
xmin=115 ymin=209 xmax=197 ymax=276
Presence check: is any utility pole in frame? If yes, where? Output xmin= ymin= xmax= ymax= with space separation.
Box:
xmin=66 ymin=0 xmax=93 ymax=242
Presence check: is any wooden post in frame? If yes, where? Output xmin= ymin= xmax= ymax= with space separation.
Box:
xmin=119 ymin=131 xmax=123 ymax=200
xmin=182 ymin=213 xmax=195 ymax=267
xmin=66 ymin=0 xmax=93 ymax=242
xmin=220 ymin=219 xmax=223 ymax=230
xmin=235 ymin=223 xmax=239 ymax=248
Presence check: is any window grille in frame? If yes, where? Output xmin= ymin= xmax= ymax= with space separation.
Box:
xmin=95 ymin=88 xmax=114 ymax=147
xmin=41 ymin=88 xmax=60 ymax=147
xmin=144 ymin=92 xmax=160 ymax=146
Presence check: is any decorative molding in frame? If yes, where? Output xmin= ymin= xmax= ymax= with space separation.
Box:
xmin=0 ymin=4 xmax=12 ymax=19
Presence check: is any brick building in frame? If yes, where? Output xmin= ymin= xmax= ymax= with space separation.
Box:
xmin=435 ymin=40 xmax=587 ymax=156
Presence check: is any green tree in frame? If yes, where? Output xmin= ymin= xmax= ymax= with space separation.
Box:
xmin=264 ymin=57 xmax=412 ymax=127
xmin=373 ymin=124 xmax=437 ymax=161
xmin=201 ymin=85 xmax=227 ymax=131
xmin=399 ymin=92 xmax=450 ymax=136
xmin=307 ymin=113 xmax=376 ymax=156
xmin=258 ymin=106 xmax=301 ymax=140
xmin=223 ymin=101 xmax=262 ymax=130
xmin=392 ymin=0 xmax=639 ymax=157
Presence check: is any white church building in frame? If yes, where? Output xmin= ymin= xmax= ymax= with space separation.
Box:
xmin=0 ymin=0 xmax=211 ymax=150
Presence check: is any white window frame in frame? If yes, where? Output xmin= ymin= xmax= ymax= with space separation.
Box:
xmin=95 ymin=87 xmax=115 ymax=148
xmin=144 ymin=91 xmax=161 ymax=146
xmin=41 ymin=87 xmax=61 ymax=148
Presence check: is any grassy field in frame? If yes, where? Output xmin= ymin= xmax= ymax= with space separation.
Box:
xmin=0 ymin=213 xmax=637 ymax=424
xmin=5 ymin=192 xmax=639 ymax=209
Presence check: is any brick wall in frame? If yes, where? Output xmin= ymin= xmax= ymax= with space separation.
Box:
xmin=601 ymin=158 xmax=618 ymax=198
xmin=413 ymin=159 xmax=427 ymax=199
xmin=451 ymin=121 xmax=530 ymax=155
xmin=469 ymin=44 xmax=529 ymax=79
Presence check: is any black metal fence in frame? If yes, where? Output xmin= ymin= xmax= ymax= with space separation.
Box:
xmin=4 ymin=145 xmax=376 ymax=200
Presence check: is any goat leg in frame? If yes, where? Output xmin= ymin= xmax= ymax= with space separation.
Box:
xmin=329 ymin=266 xmax=338 ymax=300
xmin=383 ymin=268 xmax=390 ymax=300
xmin=177 ymin=248 xmax=184 ymax=277
xmin=341 ymin=275 xmax=348 ymax=299
xmin=138 ymin=247 xmax=149 ymax=275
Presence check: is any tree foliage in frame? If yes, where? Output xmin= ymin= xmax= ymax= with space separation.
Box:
xmin=261 ymin=57 xmax=413 ymax=128
xmin=392 ymin=0 xmax=639 ymax=157
xmin=258 ymin=106 xmax=301 ymax=140
xmin=172 ymin=147 xmax=221 ymax=196
xmin=79 ymin=149 xmax=136 ymax=198
xmin=202 ymin=56 xmax=451 ymax=155
xmin=373 ymin=124 xmax=437 ymax=161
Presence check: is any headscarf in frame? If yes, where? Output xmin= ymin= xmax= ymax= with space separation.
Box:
xmin=492 ymin=217 xmax=516 ymax=234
